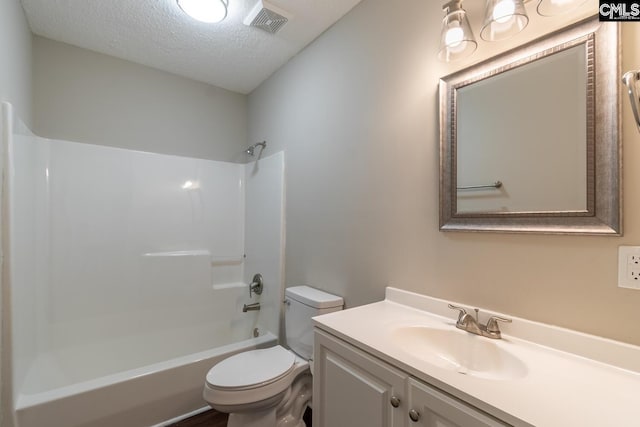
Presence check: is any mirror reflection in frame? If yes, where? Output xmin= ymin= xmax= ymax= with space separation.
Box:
xmin=456 ymin=44 xmax=587 ymax=214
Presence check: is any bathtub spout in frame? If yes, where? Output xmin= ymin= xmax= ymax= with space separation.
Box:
xmin=243 ymin=302 xmax=261 ymax=312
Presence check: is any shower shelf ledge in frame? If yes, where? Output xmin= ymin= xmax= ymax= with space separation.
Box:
xmin=142 ymin=250 xmax=211 ymax=257
xmin=141 ymin=251 xmax=244 ymax=265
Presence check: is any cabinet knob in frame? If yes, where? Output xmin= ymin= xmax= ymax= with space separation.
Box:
xmin=390 ymin=396 xmax=401 ymax=408
xmin=409 ymin=409 xmax=421 ymax=422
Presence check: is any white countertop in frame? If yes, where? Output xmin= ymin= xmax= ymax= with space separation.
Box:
xmin=312 ymin=287 xmax=640 ymax=427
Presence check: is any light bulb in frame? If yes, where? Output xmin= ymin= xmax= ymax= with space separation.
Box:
xmin=445 ymin=26 xmax=464 ymax=48
xmin=438 ymin=6 xmax=477 ymax=62
xmin=493 ymin=0 xmax=515 ymax=23
xmin=177 ymin=0 xmax=228 ymax=23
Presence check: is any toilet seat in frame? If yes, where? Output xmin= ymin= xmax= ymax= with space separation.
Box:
xmin=204 ymin=346 xmax=310 ymax=410
xmin=207 ymin=346 xmax=296 ymax=391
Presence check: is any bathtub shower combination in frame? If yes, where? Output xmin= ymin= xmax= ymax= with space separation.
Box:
xmin=2 ymin=103 xmax=285 ymax=427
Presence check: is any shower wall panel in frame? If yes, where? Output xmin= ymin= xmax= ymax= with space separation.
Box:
xmin=9 ymin=128 xmax=49 ymax=398
xmin=45 ymin=140 xmax=246 ymax=349
xmin=244 ymin=151 xmax=285 ymax=338
xmin=10 ymin=135 xmax=255 ymax=393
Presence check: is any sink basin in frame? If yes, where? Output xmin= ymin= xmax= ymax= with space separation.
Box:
xmin=391 ymin=326 xmax=527 ymax=380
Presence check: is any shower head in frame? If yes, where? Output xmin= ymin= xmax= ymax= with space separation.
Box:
xmin=246 ymin=141 xmax=267 ymax=156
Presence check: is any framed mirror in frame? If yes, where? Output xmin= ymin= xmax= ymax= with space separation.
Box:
xmin=439 ymin=17 xmax=621 ymax=235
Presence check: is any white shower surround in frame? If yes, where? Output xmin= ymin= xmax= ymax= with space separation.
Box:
xmin=4 ymin=103 xmax=286 ymax=426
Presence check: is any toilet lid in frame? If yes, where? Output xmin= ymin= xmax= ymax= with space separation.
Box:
xmin=206 ymin=346 xmax=296 ymax=389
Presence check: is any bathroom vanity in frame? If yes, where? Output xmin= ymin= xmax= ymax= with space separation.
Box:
xmin=313 ymin=329 xmax=509 ymax=426
xmin=312 ymin=288 xmax=640 ymax=427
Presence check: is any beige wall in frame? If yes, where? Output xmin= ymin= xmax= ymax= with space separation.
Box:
xmin=33 ymin=37 xmax=248 ymax=162
xmin=17 ymin=0 xmax=640 ymax=347
xmin=249 ymin=0 xmax=640 ymax=346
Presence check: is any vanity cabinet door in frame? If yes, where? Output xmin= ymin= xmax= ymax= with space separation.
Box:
xmin=313 ymin=329 xmax=407 ymax=427
xmin=407 ymin=378 xmax=510 ymax=427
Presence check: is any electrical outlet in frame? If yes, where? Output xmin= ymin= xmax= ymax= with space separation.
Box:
xmin=618 ymin=246 xmax=640 ymax=289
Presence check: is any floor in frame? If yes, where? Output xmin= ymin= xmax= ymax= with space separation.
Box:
xmin=167 ymin=408 xmax=312 ymax=427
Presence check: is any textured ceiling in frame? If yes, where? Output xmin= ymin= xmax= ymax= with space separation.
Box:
xmin=20 ymin=0 xmax=363 ymax=94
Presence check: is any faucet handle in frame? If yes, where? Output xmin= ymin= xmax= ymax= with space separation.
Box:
xmin=485 ymin=316 xmax=512 ymax=335
xmin=249 ymin=273 xmax=264 ymax=298
xmin=448 ymin=304 xmax=467 ymax=322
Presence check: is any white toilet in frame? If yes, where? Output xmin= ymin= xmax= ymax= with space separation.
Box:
xmin=203 ymin=285 xmax=344 ymax=427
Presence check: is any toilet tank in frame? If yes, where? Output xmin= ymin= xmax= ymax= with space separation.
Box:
xmin=284 ymin=286 xmax=343 ymax=360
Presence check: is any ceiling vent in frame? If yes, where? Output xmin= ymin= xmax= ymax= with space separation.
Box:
xmin=244 ymin=0 xmax=291 ymax=34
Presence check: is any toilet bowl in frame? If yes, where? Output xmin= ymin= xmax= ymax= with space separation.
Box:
xmin=203 ymin=286 xmax=343 ymax=427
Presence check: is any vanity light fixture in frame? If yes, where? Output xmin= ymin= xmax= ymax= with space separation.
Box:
xmin=438 ymin=0 xmax=478 ymax=62
xmin=480 ymin=0 xmax=529 ymax=41
xmin=438 ymin=0 xmax=588 ymax=62
xmin=177 ymin=0 xmax=229 ymax=23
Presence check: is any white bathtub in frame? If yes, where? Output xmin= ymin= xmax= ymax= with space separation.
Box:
xmin=14 ymin=333 xmax=277 ymax=427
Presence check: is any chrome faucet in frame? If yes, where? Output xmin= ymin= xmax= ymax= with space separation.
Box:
xmin=243 ymin=302 xmax=261 ymax=312
xmin=448 ymin=304 xmax=512 ymax=339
